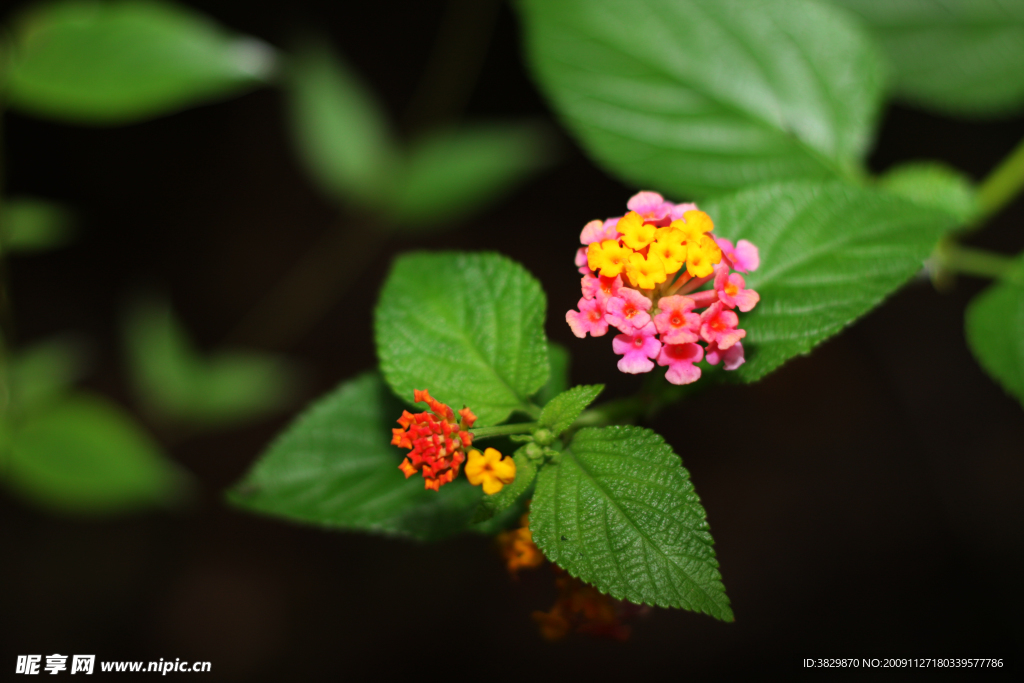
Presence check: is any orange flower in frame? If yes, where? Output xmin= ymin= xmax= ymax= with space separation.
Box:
xmin=497 ymin=514 xmax=545 ymax=575
xmin=392 ymin=390 xmax=476 ymax=490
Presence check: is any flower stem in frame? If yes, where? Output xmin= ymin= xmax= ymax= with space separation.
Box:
xmin=470 ymin=422 xmax=539 ymax=439
xmin=935 ymin=241 xmax=1023 ymax=284
xmin=976 ymin=135 xmax=1024 ymax=222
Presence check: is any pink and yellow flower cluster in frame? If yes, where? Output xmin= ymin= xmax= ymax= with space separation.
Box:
xmin=566 ymin=192 xmax=760 ymax=384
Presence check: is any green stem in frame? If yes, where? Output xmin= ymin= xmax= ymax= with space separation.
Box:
xmin=470 ymin=421 xmax=539 ymax=439
xmin=976 ymin=135 xmax=1024 ymax=221
xmin=936 ymin=241 xmax=1023 ymax=284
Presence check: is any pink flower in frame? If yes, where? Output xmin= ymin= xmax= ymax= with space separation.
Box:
xmin=612 ymin=322 xmax=661 ymax=374
xmin=576 ymin=247 xmax=592 ymax=275
xmin=626 ymin=191 xmax=673 ymax=225
xmin=667 ymin=202 xmax=698 ymax=221
xmin=605 ymin=287 xmax=652 ymax=332
xmin=706 ymin=340 xmax=745 ymax=371
xmin=715 ymin=238 xmax=760 ymax=273
xmin=653 ymin=295 xmax=699 ymax=344
xmin=580 ymin=219 xmax=620 ymax=245
xmin=582 ymin=274 xmax=622 ymax=302
xmin=566 ymin=297 xmax=609 ymax=338
xmin=700 ymin=302 xmax=746 ymax=349
xmin=657 ymin=343 xmax=703 ymax=385
xmin=713 ymin=266 xmax=760 ymax=312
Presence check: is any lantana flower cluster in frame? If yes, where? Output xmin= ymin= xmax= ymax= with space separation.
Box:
xmin=566 ymin=192 xmax=760 ymax=384
xmin=392 ymin=389 xmax=515 ymax=492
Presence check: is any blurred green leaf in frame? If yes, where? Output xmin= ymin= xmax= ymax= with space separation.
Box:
xmin=286 ymin=39 xmax=399 ymax=207
xmin=390 ymin=123 xmax=553 ymax=229
xmin=0 ymin=197 xmax=75 ymax=253
xmin=831 ymin=0 xmax=1024 ymax=118
xmin=519 ymin=0 xmax=885 ymax=197
xmin=124 ymin=298 xmax=299 ymax=428
xmin=228 ymin=372 xmax=482 ymax=540
xmin=879 ymin=162 xmax=979 ymax=224
xmin=375 ymin=252 xmax=549 ymax=426
xmin=531 ymin=425 xmax=731 ymax=617
xmin=534 ymin=341 xmax=569 ymax=406
xmin=965 ymin=257 xmax=1024 ymax=408
xmin=5 ymin=0 xmax=274 ymax=125
xmin=2 ymin=393 xmax=189 ymax=514
xmin=6 ymin=336 xmax=88 ymax=416
xmin=701 ymin=179 xmax=958 ymax=382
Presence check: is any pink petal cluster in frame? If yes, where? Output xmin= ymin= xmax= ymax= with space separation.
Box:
xmin=565 ymin=191 xmax=761 ymax=385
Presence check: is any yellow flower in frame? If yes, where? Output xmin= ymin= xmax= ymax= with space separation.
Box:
xmin=465 ymin=447 xmax=516 ymax=495
xmin=587 ymin=239 xmax=631 ymax=277
xmin=618 ymin=211 xmax=657 ymax=250
xmin=685 ymin=234 xmax=723 ymax=278
xmin=670 ymin=209 xmax=715 ymax=244
xmin=649 ymin=236 xmax=687 ymax=275
xmin=625 ymin=251 xmax=667 ymax=289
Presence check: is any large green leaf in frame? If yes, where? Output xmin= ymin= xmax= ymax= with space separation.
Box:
xmin=286 ymin=39 xmax=399 ymax=207
xmin=124 ymin=299 xmax=298 ymax=428
xmin=228 ymin=372 xmax=482 ymax=541
xmin=878 ymin=161 xmax=978 ymax=224
xmin=375 ymin=252 xmax=549 ymax=426
xmin=702 ymin=179 xmax=957 ymax=382
xmin=965 ymin=259 xmax=1024 ymax=408
xmin=519 ymin=0 xmax=885 ymax=197
xmin=390 ymin=123 xmax=553 ymax=229
xmin=832 ymin=0 xmax=1024 ymax=118
xmin=3 ymin=393 xmax=188 ymax=514
xmin=531 ymin=426 xmax=731 ymax=619
xmin=535 ymin=341 xmax=570 ymax=406
xmin=5 ymin=0 xmax=274 ymax=124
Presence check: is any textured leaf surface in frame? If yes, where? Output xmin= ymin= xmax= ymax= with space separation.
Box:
xmin=965 ymin=262 xmax=1024 ymax=408
xmin=125 ymin=299 xmax=298 ymax=428
xmin=391 ymin=123 xmax=552 ymax=229
xmin=286 ymin=40 xmax=399 ymax=206
xmin=539 ymin=385 xmax=603 ymax=436
xmin=472 ymin=448 xmax=537 ymax=523
xmin=879 ymin=162 xmax=978 ymax=224
xmin=6 ymin=0 xmax=272 ymax=124
xmin=4 ymin=394 xmax=187 ymax=514
xmin=531 ymin=426 xmax=731 ymax=618
xmin=519 ymin=0 xmax=885 ymax=196
xmin=228 ymin=373 xmax=481 ymax=540
xmin=832 ymin=0 xmax=1024 ymax=117
xmin=0 ymin=198 xmax=75 ymax=253
xmin=375 ymin=252 xmax=549 ymax=426
xmin=702 ymin=180 xmax=957 ymax=381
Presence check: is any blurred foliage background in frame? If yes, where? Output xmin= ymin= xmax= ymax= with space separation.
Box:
xmin=0 ymin=0 xmax=1021 ymax=678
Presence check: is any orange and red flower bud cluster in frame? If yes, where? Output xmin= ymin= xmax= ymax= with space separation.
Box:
xmin=392 ymin=389 xmax=476 ymax=491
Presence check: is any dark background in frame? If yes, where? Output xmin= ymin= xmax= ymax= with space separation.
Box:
xmin=2 ymin=0 xmax=1022 ymax=679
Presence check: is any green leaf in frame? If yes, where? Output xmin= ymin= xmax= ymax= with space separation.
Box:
xmin=124 ymin=298 xmax=299 ymax=428
xmin=389 ymin=123 xmax=553 ymax=229
xmin=702 ymin=179 xmax=957 ymax=382
xmin=3 ymin=393 xmax=188 ymax=514
xmin=5 ymin=0 xmax=274 ymax=125
xmin=472 ymin=448 xmax=537 ymax=523
xmin=531 ymin=426 xmax=731 ymax=618
xmin=228 ymin=372 xmax=482 ymax=541
xmin=375 ymin=251 xmax=549 ymax=426
xmin=831 ymin=0 xmax=1024 ymax=118
xmin=535 ymin=341 xmax=570 ymax=406
xmin=879 ymin=162 xmax=979 ymax=224
xmin=286 ymin=39 xmax=399 ymax=207
xmin=6 ymin=337 xmax=88 ymax=416
xmin=965 ymin=260 xmax=1024 ymax=408
xmin=519 ymin=0 xmax=885 ymax=197
xmin=539 ymin=384 xmax=603 ymax=436
xmin=0 ymin=198 xmax=75 ymax=253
